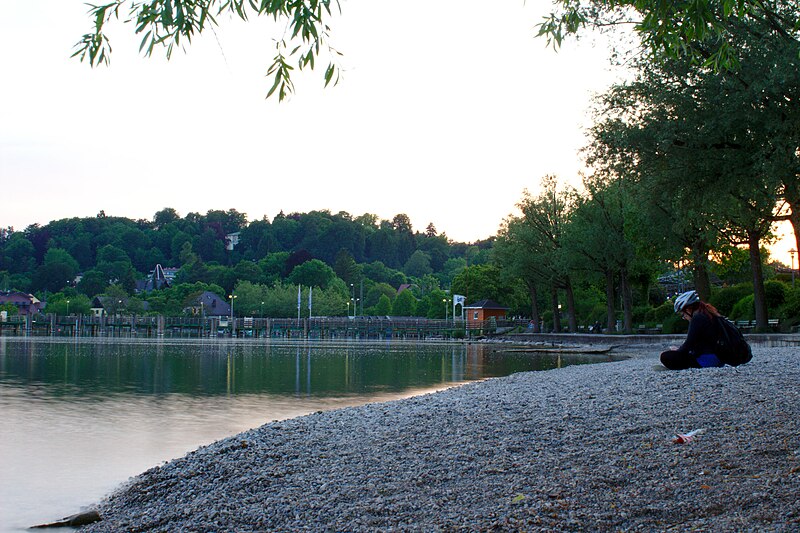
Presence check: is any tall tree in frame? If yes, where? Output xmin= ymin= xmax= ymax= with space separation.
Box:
xmin=494 ymin=217 xmax=545 ymax=331
xmin=515 ymin=176 xmax=578 ymax=332
xmin=562 ymin=177 xmax=644 ymax=333
xmin=585 ymin=17 xmax=799 ymax=329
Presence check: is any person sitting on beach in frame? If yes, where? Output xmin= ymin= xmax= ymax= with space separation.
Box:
xmin=660 ymin=290 xmax=745 ymax=370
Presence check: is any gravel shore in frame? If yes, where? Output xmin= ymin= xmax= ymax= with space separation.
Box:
xmin=80 ymin=343 xmax=800 ymax=532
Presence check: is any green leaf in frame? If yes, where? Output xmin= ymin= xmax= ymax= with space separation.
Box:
xmin=139 ymin=30 xmax=152 ymax=52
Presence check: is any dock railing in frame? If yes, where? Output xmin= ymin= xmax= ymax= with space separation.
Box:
xmin=0 ymin=314 xmax=504 ymax=340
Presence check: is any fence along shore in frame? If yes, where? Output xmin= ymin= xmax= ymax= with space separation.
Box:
xmin=0 ymin=314 xmax=516 ymax=340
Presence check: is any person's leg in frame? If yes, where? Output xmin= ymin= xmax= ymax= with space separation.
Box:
xmin=660 ymin=350 xmax=699 ymax=370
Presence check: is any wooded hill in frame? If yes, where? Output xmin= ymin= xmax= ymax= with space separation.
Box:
xmin=0 ymin=208 xmax=507 ymax=319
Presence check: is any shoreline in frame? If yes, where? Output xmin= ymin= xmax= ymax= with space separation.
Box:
xmin=79 ymin=343 xmax=800 ymax=531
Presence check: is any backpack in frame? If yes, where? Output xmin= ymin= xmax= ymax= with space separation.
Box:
xmin=715 ymin=316 xmax=753 ymax=366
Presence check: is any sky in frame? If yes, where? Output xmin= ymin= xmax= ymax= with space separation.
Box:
xmin=0 ymin=1 xmax=796 ymax=263
xmin=0 ymin=0 xmax=624 ymax=243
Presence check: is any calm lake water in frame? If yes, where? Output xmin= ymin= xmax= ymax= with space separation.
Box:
xmin=0 ymin=337 xmax=615 ymax=531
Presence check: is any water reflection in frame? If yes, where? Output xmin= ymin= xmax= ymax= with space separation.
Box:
xmin=0 ymin=337 xmax=621 ymax=531
xmin=0 ymin=338 xmax=606 ymax=398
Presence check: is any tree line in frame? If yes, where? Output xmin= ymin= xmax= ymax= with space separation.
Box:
xmin=495 ymin=3 xmax=800 ymax=333
xmin=0 ymin=208 xmax=509 ymax=319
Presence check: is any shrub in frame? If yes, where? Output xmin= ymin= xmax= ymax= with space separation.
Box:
xmin=779 ymin=288 xmax=800 ymax=327
xmin=584 ymin=303 xmax=607 ymax=326
xmin=710 ymin=284 xmax=752 ymax=316
xmin=541 ymin=310 xmax=553 ymax=331
xmin=764 ymin=280 xmax=788 ymax=312
xmin=661 ymin=313 xmax=688 ymax=334
xmin=0 ymin=303 xmax=18 ymax=315
xmin=653 ymin=302 xmax=674 ymax=323
xmin=730 ymin=295 xmax=755 ymax=321
xmin=632 ymin=305 xmax=651 ymax=324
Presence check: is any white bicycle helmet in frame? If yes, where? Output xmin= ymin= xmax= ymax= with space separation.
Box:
xmin=673 ymin=290 xmax=700 ymax=314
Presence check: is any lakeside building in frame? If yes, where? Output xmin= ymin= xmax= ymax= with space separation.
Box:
xmin=0 ymin=291 xmax=46 ymax=316
xmin=183 ymin=291 xmax=231 ymax=318
xmin=464 ymin=299 xmax=509 ymax=327
xmin=90 ymin=296 xmax=129 ymax=318
xmin=135 ymin=264 xmax=180 ymax=294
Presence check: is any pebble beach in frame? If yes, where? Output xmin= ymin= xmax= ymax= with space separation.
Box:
xmin=79 ymin=343 xmax=800 ymax=532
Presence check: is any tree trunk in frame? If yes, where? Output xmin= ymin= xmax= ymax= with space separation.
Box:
xmin=527 ymin=282 xmax=540 ymax=333
xmin=605 ymin=270 xmax=616 ymax=333
xmin=620 ymin=269 xmax=633 ymax=334
xmin=564 ymin=277 xmax=578 ymax=333
xmin=690 ymin=241 xmax=712 ymax=301
xmin=747 ymin=230 xmax=769 ymax=331
xmin=551 ymin=287 xmax=561 ymax=333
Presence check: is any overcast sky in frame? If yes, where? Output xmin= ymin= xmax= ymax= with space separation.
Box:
xmin=1 ymin=0 xmax=628 ymax=243
xmin=1 ymin=1 xmax=794 ymax=260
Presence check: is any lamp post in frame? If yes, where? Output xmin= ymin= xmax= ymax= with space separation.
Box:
xmin=229 ymin=293 xmax=237 ymax=337
xmin=443 ymin=298 xmax=448 ymax=321
xmin=66 ymin=300 xmax=70 ymax=317
xmin=350 ymin=284 xmax=355 ymax=317
xmin=260 ymin=301 xmax=264 ymax=319
xmin=558 ymin=304 xmax=562 ymax=333
xmin=790 ymin=248 xmax=797 ymax=289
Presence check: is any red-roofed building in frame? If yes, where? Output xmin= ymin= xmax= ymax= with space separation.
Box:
xmin=464 ymin=299 xmax=509 ymax=327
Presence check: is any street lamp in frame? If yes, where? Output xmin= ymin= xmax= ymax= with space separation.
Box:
xmin=229 ymin=293 xmax=237 ymax=337
xmin=66 ymin=300 xmax=70 ymax=317
xmin=790 ymin=248 xmax=797 ymax=289
xmin=350 ymin=284 xmax=355 ymax=317
xmin=229 ymin=293 xmax=237 ymax=316
xmin=260 ymin=301 xmax=264 ymax=319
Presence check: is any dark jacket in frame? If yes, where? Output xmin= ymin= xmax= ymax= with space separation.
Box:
xmin=674 ymin=311 xmax=721 ymax=358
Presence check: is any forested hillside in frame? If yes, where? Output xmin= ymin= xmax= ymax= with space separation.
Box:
xmin=0 ymin=208 xmax=531 ymax=319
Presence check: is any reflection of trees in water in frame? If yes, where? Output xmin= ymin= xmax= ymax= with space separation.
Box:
xmin=0 ymin=339 xmax=618 ymax=399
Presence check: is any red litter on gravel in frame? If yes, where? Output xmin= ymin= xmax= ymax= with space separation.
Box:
xmin=673 ymin=428 xmax=705 ymax=444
